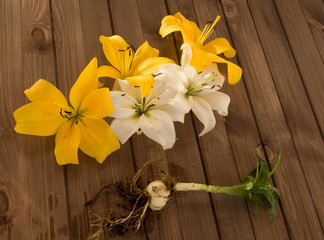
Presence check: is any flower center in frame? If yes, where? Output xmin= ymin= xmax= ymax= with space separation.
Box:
xmin=59 ymin=107 xmax=83 ymax=124
xmin=197 ymin=16 xmax=221 ymax=46
xmin=119 ymin=45 xmax=135 ymax=78
xmin=133 ymin=97 xmax=156 ymax=118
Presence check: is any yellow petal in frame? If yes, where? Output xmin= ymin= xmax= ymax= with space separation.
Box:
xmin=98 ymin=65 xmax=121 ymax=79
xmin=99 ymin=35 xmax=129 ymax=71
xmin=98 ymin=80 xmax=104 ymax=88
xmin=54 ymin=121 xmax=81 ymax=165
xmin=175 ymin=12 xmax=201 ymax=43
xmin=132 ymin=57 xmax=175 ymax=76
xmin=24 ymin=79 xmax=68 ymax=106
xmin=213 ymin=55 xmax=242 ymax=84
xmin=78 ymin=118 xmax=120 ymax=164
xmin=124 ymin=74 xmax=154 ymax=97
xmin=159 ymin=15 xmax=182 ymax=38
xmin=79 ymin=88 xmax=114 ymax=119
xmin=159 ymin=12 xmax=201 ymax=43
xmin=131 ymin=41 xmax=159 ymax=74
xmin=190 ymin=45 xmax=214 ymax=72
xmin=202 ymin=38 xmax=236 ymax=58
xmin=69 ymin=58 xmax=98 ymax=109
xmin=14 ymin=101 xmax=66 ymax=136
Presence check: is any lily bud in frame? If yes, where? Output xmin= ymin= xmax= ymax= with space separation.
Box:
xmin=146 ymin=180 xmax=171 ymax=211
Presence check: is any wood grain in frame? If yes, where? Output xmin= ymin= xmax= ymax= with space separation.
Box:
xmin=1 ymin=0 xmax=70 ymax=239
xmin=273 ymin=0 xmax=324 ymax=136
xmin=1 ymin=0 xmax=324 ymax=239
xmin=219 ymin=0 xmax=324 ymax=238
xmin=108 ymin=1 xmax=184 ymax=239
xmin=247 ymin=0 xmax=324 ymax=228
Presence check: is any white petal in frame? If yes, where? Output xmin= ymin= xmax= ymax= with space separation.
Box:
xmin=109 ymin=91 xmax=137 ymax=118
xmin=180 ymin=43 xmax=192 ymax=68
xmin=110 ymin=117 xmax=140 ymax=144
xmin=148 ymin=66 xmax=186 ymax=106
xmin=203 ymin=91 xmax=230 ymax=116
xmin=199 ymin=64 xmax=224 ymax=87
xmin=160 ymin=93 xmax=190 ymax=123
xmin=139 ymin=110 xmax=176 ymax=150
xmin=189 ymin=96 xmax=216 ymax=136
xmin=118 ymin=79 xmax=142 ymax=100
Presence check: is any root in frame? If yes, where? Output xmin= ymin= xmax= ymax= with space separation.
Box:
xmin=86 ymin=159 xmax=166 ymax=239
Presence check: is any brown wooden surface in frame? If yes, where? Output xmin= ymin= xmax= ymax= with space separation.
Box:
xmin=1 ymin=0 xmax=323 ymax=239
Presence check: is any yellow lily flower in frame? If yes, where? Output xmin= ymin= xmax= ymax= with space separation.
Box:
xmin=13 ymin=58 xmax=120 ymax=165
xmin=159 ymin=12 xmax=242 ymax=85
xmin=98 ymin=35 xmax=174 ymax=97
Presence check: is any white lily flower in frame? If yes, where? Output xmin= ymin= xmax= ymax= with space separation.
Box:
xmin=179 ymin=43 xmax=231 ymax=136
xmin=109 ymin=67 xmax=189 ymax=150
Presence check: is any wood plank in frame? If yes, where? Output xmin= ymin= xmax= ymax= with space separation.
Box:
xmin=273 ymin=0 xmax=324 ymax=136
xmin=218 ymin=0 xmax=324 ymax=238
xmin=0 ymin=0 xmax=71 ymax=239
xmin=164 ymin=1 xmax=258 ymax=239
xmin=77 ymin=0 xmax=143 ymax=239
xmin=166 ymin=0 xmax=289 ymax=239
xmin=108 ymin=1 xmax=183 ymax=239
xmin=109 ymin=0 xmax=221 ymax=239
xmin=50 ymin=0 xmax=140 ymax=239
xmin=297 ymin=0 xmax=324 ymax=61
xmin=137 ymin=1 xmax=222 ymax=240
xmin=247 ymin=0 xmax=324 ymax=228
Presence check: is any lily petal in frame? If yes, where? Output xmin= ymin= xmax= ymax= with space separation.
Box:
xmin=196 ymin=63 xmax=225 ymax=93
xmin=69 ymin=58 xmax=98 ymax=109
xmin=160 ymin=12 xmax=201 ymax=43
xmin=124 ymin=74 xmax=154 ymax=97
xmin=203 ymin=91 xmax=230 ymax=116
xmin=202 ymin=38 xmax=236 ymax=58
xmin=160 ymin=93 xmax=190 ymax=123
xmin=139 ymin=110 xmax=175 ymax=150
xmin=98 ymin=65 xmax=121 ymax=79
xmin=159 ymin=15 xmax=182 ymax=38
xmin=213 ymin=55 xmax=242 ymax=85
xmin=109 ymin=91 xmax=137 ymax=119
xmin=148 ymin=70 xmax=182 ymax=106
xmin=78 ymin=118 xmax=120 ymax=164
xmin=132 ymin=57 xmax=175 ymax=76
xmin=189 ymin=96 xmax=216 ymax=136
xmin=99 ymin=35 xmax=129 ymax=71
xmin=118 ymin=79 xmax=142 ymax=101
xmin=14 ymin=101 xmax=66 ymax=136
xmin=79 ymin=88 xmax=114 ymax=119
xmin=190 ymin=44 xmax=215 ymax=72
xmin=155 ymin=63 xmax=188 ymax=89
xmin=131 ymin=41 xmax=159 ymax=73
xmin=54 ymin=121 xmax=81 ymax=165
xmin=24 ymin=79 xmax=68 ymax=106
xmin=110 ymin=117 xmax=140 ymax=144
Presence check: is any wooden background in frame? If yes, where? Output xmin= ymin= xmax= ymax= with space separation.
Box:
xmin=1 ymin=0 xmax=324 ymax=239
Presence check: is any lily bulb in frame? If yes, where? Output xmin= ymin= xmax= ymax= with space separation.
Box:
xmin=146 ymin=180 xmax=171 ymax=211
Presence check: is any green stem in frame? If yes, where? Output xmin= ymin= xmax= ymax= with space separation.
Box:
xmin=174 ymin=182 xmax=252 ymax=198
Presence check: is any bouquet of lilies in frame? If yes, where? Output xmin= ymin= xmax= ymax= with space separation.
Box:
xmin=13 ymin=13 xmax=280 ymax=236
xmin=13 ymin=13 xmax=242 ymax=165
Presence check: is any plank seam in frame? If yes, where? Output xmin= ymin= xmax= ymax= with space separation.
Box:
xmin=267 ymin=0 xmax=324 ymax=232
xmin=48 ymin=0 xmax=73 ymax=238
xmin=271 ymin=0 xmax=324 ymax=138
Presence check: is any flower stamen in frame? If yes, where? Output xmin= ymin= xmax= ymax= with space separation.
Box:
xmin=119 ymin=45 xmax=135 ymax=78
xmin=197 ymin=16 xmax=221 ymax=46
